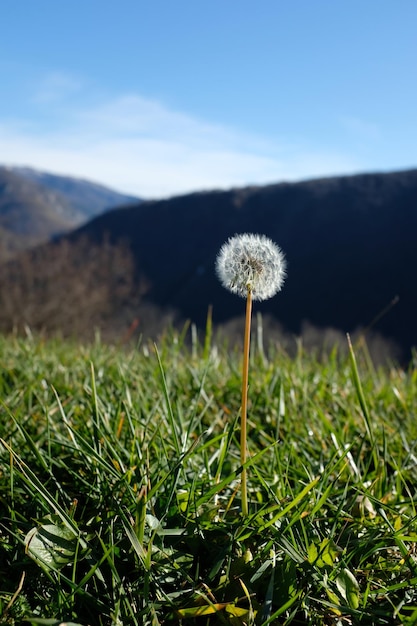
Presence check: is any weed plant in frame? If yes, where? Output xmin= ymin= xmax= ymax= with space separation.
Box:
xmin=0 ymin=329 xmax=417 ymax=625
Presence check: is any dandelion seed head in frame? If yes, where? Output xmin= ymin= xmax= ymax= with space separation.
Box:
xmin=216 ymin=233 xmax=286 ymax=301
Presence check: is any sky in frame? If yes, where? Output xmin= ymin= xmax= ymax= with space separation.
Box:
xmin=1 ymin=1 xmax=416 ymax=198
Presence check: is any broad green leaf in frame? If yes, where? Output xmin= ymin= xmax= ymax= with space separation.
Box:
xmin=225 ymin=604 xmax=253 ymax=617
xmin=177 ymin=603 xmax=228 ymax=617
xmin=308 ymin=538 xmax=341 ymax=568
xmin=335 ymin=568 xmax=360 ymax=609
xmin=25 ymin=523 xmax=81 ymax=570
xmin=307 ymin=541 xmax=319 ymax=564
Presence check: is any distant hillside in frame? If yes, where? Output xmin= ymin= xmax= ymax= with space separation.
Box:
xmin=10 ymin=166 xmax=139 ymax=222
xmin=0 ymin=168 xmax=71 ymax=258
xmin=68 ymin=168 xmax=417 ymax=359
xmin=0 ymin=166 xmax=141 ymax=259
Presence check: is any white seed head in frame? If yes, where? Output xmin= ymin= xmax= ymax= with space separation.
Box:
xmin=216 ymin=233 xmax=286 ymax=301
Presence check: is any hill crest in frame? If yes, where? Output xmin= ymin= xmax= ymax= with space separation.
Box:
xmin=0 ymin=165 xmax=141 ymax=258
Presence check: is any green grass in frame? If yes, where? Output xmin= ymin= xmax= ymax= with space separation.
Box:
xmin=1 ymin=329 xmax=417 ymax=625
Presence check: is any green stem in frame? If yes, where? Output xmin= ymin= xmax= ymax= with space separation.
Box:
xmin=240 ymin=289 xmax=252 ymax=516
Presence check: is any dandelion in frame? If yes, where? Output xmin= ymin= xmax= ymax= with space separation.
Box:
xmin=216 ymin=233 xmax=286 ymax=301
xmin=216 ymin=233 xmax=286 ymax=515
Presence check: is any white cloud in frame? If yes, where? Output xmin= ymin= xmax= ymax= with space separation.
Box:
xmin=0 ymin=91 xmax=361 ymax=198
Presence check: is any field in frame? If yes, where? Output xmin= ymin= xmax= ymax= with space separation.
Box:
xmin=1 ymin=327 xmax=417 ymax=625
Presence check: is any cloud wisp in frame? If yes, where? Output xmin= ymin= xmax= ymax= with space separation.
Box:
xmin=0 ymin=88 xmax=361 ymax=198
xmin=32 ymin=71 xmax=84 ymax=104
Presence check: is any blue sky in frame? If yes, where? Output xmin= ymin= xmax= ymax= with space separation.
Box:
xmin=1 ymin=1 xmax=416 ymax=198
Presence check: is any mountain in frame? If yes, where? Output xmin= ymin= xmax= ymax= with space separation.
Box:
xmin=2 ymin=168 xmax=416 ymax=361
xmin=0 ymin=166 xmax=141 ymax=259
xmin=62 ymin=168 xmax=417 ymax=360
xmin=10 ymin=166 xmax=139 ymax=222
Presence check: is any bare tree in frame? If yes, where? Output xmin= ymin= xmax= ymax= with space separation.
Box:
xmin=0 ymin=236 xmax=145 ymax=340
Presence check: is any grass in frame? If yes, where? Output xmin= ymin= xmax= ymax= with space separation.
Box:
xmin=0 ymin=327 xmax=417 ymax=625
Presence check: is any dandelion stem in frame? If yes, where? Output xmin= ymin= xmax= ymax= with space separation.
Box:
xmin=240 ymin=288 xmax=252 ymax=516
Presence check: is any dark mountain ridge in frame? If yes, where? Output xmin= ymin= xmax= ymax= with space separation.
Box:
xmin=66 ymin=168 xmax=417 ymax=359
